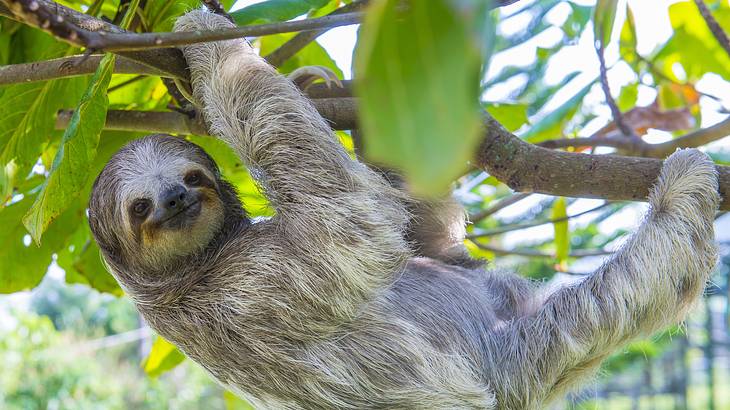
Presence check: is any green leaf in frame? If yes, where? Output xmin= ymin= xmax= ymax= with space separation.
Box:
xmin=224 ymin=391 xmax=255 ymax=410
xmin=485 ymin=103 xmax=529 ymax=132
xmin=355 ymin=0 xmax=484 ymax=196
xmin=551 ymin=197 xmax=569 ymax=267
xmin=23 ymin=53 xmax=115 ymax=244
xmin=593 ymin=0 xmax=618 ymax=47
xmin=616 ymin=82 xmax=638 ymax=112
xmin=231 ymin=0 xmax=331 ymax=26
xmin=619 ymin=4 xmax=637 ymax=62
xmin=0 ymin=200 xmax=80 ymax=293
xmin=563 ymin=3 xmax=592 ymax=40
xmin=522 ymin=81 xmax=595 ymax=143
xmin=259 ymin=32 xmax=343 ymax=77
xmin=143 ymin=336 xmax=186 ymax=377
xmin=0 ymin=78 xmax=84 ymax=203
xmin=57 ymin=224 xmax=123 ymax=296
xmin=654 ymin=1 xmax=730 ymax=81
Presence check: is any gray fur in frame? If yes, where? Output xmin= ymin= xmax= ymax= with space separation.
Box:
xmin=87 ymin=9 xmax=720 ymax=409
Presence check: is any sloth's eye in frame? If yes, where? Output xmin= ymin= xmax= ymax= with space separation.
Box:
xmin=131 ymin=199 xmax=150 ymax=217
xmin=184 ymin=170 xmax=203 ymax=186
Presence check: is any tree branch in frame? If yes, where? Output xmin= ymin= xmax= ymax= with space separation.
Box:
xmin=55 ymin=98 xmax=358 ymax=135
xmin=475 ymin=112 xmax=730 ymax=210
xmin=0 ymin=54 xmax=167 ymax=85
xmin=694 ymin=0 xmax=730 ymax=58
xmin=0 ymin=0 xmax=189 ymax=80
xmin=4 ymin=0 xmax=364 ymax=52
xmin=53 ymin=103 xmax=730 ymax=210
xmin=469 ymin=192 xmax=532 ymax=223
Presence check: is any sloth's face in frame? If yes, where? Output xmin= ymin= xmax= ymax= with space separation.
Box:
xmin=89 ymin=135 xmax=226 ymax=270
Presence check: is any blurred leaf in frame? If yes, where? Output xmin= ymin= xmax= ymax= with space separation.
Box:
xmin=708 ymin=150 xmax=730 ymax=165
xmin=619 ymin=4 xmax=637 ymax=62
xmin=552 ymin=197 xmax=569 ymax=268
xmin=494 ymin=0 xmax=560 ymax=52
xmin=563 ymin=3 xmax=592 ymax=40
xmin=23 ymin=53 xmax=115 ymax=244
xmin=355 ymin=0 xmax=483 ymax=195
xmin=231 ymin=0 xmax=331 ymax=26
xmin=616 ymin=82 xmax=638 ymax=111
xmin=485 ymin=103 xmax=528 ymax=132
xmin=655 ymin=1 xmax=730 ymax=81
xmin=593 ymin=0 xmax=618 ymax=47
xmin=523 ymin=81 xmax=594 ymax=142
xmin=224 ymin=391 xmax=255 ymax=410
xmin=143 ymin=336 xmax=186 ymax=377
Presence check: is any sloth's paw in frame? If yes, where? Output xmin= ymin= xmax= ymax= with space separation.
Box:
xmin=287 ymin=66 xmax=343 ymax=91
xmin=650 ymin=148 xmax=720 ymax=219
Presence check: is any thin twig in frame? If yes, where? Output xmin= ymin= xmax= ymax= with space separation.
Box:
xmin=596 ymin=40 xmax=639 ymax=141
xmin=694 ymin=0 xmax=730 ymax=58
xmin=538 ymin=116 xmax=730 ymax=158
xmin=469 ymin=193 xmax=532 ymax=223
xmin=107 ymin=74 xmax=145 ymax=92
xmin=469 ymin=240 xmax=612 ymax=258
xmin=467 ymin=202 xmax=610 ymax=239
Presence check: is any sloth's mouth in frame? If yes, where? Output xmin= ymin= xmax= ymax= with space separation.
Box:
xmin=160 ymin=200 xmax=202 ymax=228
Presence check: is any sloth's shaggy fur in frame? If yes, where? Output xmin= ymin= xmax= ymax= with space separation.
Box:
xmin=88 ymin=9 xmax=721 ymax=409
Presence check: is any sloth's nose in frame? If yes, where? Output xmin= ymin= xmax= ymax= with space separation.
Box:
xmin=161 ymin=185 xmax=188 ymax=211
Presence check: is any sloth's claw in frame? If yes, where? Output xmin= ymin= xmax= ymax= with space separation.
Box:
xmin=287 ymin=66 xmax=343 ymax=91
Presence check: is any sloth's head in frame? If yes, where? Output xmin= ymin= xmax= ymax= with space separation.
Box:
xmin=89 ymin=134 xmax=242 ymax=271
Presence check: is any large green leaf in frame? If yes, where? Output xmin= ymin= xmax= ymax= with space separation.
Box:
xmin=143 ymin=336 xmax=186 ymax=377
xmin=0 ymin=200 xmax=80 ymax=293
xmin=23 ymin=53 xmax=115 ymax=244
xmin=0 ymin=79 xmax=81 ymax=203
xmin=231 ymin=0 xmax=331 ymax=26
xmin=355 ymin=0 xmax=484 ymax=195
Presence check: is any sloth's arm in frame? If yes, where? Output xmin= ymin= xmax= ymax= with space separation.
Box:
xmin=175 ymin=10 xmax=409 ymax=314
xmin=490 ymin=149 xmax=719 ymax=409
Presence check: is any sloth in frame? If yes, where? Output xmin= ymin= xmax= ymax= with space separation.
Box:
xmin=88 ymin=9 xmax=720 ymax=410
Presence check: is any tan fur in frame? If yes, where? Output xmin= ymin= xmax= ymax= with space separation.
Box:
xmin=87 ymin=9 xmax=720 ymax=409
